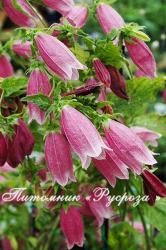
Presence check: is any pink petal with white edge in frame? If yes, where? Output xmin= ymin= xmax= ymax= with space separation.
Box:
xmin=104 ymin=120 xmax=157 ymax=174
xmin=61 ymin=105 xmax=109 ymax=169
xmin=60 ymin=206 xmax=84 ymax=249
xmin=96 ymin=3 xmax=124 ymax=34
xmin=66 ymin=5 xmax=88 ymax=28
xmin=35 ymin=33 xmax=87 ymax=80
xmin=45 ymin=132 xmax=75 ymax=186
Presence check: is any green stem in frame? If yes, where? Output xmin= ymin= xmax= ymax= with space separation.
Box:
xmin=128 ymin=185 xmax=151 ymax=250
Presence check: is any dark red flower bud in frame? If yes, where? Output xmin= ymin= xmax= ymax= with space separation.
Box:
xmin=141 ymin=170 xmax=166 ymax=205
xmin=0 ymin=132 xmax=8 ymax=167
xmin=109 ymin=67 xmax=129 ymax=100
xmin=93 ymin=59 xmax=111 ymax=87
xmin=7 ymin=119 xmax=34 ymax=167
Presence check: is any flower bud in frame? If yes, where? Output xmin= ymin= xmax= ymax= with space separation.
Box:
xmin=93 ymin=59 xmax=111 ymax=87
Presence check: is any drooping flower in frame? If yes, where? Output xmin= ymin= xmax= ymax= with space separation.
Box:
xmin=0 ymin=54 xmax=14 ymax=78
xmin=108 ymin=66 xmax=129 ymax=100
xmin=43 ymin=0 xmax=74 ymax=16
xmin=61 ymin=105 xmax=109 ymax=169
xmin=104 ymin=120 xmax=157 ymax=175
xmin=13 ymin=40 xmax=32 ymax=58
xmin=27 ymin=69 xmax=52 ymax=124
xmin=66 ymin=5 xmax=88 ymax=28
xmin=35 ymin=33 xmax=87 ymax=80
xmin=93 ymin=149 xmax=129 ymax=187
xmin=141 ymin=170 xmax=166 ymax=205
xmin=93 ymin=59 xmax=111 ymax=87
xmin=80 ymin=190 xmax=113 ymax=227
xmin=131 ymin=126 xmax=161 ymax=147
xmin=125 ymin=38 xmax=157 ymax=78
xmin=3 ymin=0 xmax=39 ymax=27
xmin=85 ymin=77 xmax=99 ymax=86
xmin=0 ymin=133 xmax=8 ymax=167
xmin=96 ymin=3 xmax=124 ymax=34
xmin=7 ymin=119 xmax=34 ymax=167
xmin=97 ymin=88 xmax=113 ymax=114
xmin=45 ymin=132 xmax=75 ymax=186
xmin=60 ymin=206 xmax=84 ymax=249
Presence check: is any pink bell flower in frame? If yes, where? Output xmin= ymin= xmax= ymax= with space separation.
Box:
xmin=96 ymin=3 xmax=124 ymax=34
xmin=66 ymin=5 xmax=88 ymax=28
xmin=43 ymin=0 xmax=74 ymax=16
xmin=60 ymin=206 xmax=84 ymax=249
xmin=61 ymin=105 xmax=109 ymax=169
xmin=35 ymin=33 xmax=87 ymax=80
xmin=0 ymin=132 xmax=8 ymax=167
xmin=125 ymin=38 xmax=157 ymax=78
xmin=81 ymin=191 xmax=113 ymax=227
xmin=141 ymin=170 xmax=166 ymax=205
xmin=93 ymin=149 xmax=129 ymax=187
xmin=135 ymin=68 xmax=147 ymax=78
xmin=27 ymin=69 xmax=52 ymax=124
xmin=93 ymin=59 xmax=111 ymax=87
xmin=7 ymin=119 xmax=34 ymax=167
xmin=45 ymin=132 xmax=75 ymax=186
xmin=0 ymin=54 xmax=14 ymax=78
xmin=104 ymin=120 xmax=157 ymax=175
xmin=108 ymin=66 xmax=129 ymax=100
xmin=13 ymin=40 xmax=32 ymax=58
xmin=131 ymin=126 xmax=161 ymax=147
xmin=3 ymin=0 xmax=39 ymax=27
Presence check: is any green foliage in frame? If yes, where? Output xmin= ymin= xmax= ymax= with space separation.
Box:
xmin=95 ymin=40 xmax=124 ymax=68
xmin=145 ymin=199 xmax=166 ymax=233
xmin=22 ymin=94 xmax=51 ymax=111
xmin=71 ymin=43 xmax=90 ymax=64
xmin=108 ymin=222 xmax=143 ymax=250
xmin=0 ymin=77 xmax=28 ymax=97
xmin=110 ymin=76 xmax=165 ymax=122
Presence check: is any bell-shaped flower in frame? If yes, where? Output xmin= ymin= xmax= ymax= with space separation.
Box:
xmin=61 ymin=105 xmax=109 ymax=169
xmin=109 ymin=66 xmax=129 ymax=100
xmin=35 ymin=33 xmax=87 ymax=80
xmin=93 ymin=59 xmax=111 ymax=87
xmin=45 ymin=132 xmax=75 ymax=186
xmin=60 ymin=206 xmax=84 ymax=249
xmin=104 ymin=120 xmax=157 ymax=175
xmin=131 ymin=126 xmax=161 ymax=147
xmin=3 ymin=0 xmax=39 ymax=27
xmin=141 ymin=170 xmax=166 ymax=205
xmin=13 ymin=40 xmax=32 ymax=58
xmin=66 ymin=5 xmax=88 ymax=28
xmin=81 ymin=191 xmax=113 ymax=227
xmin=7 ymin=119 xmax=34 ymax=167
xmin=43 ymin=0 xmax=74 ymax=16
xmin=96 ymin=3 xmax=124 ymax=34
xmin=27 ymin=69 xmax=52 ymax=124
xmin=93 ymin=149 xmax=129 ymax=187
xmin=0 ymin=54 xmax=13 ymax=78
xmin=125 ymin=38 xmax=157 ymax=78
xmin=0 ymin=132 xmax=8 ymax=167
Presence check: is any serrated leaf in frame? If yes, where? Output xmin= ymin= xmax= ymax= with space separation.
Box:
xmin=110 ymin=76 xmax=165 ymax=122
xmin=71 ymin=43 xmax=90 ymax=64
xmin=95 ymin=40 xmax=123 ymax=68
xmin=22 ymin=94 xmax=51 ymax=111
xmin=0 ymin=77 xmax=28 ymax=97
xmin=145 ymin=199 xmax=166 ymax=233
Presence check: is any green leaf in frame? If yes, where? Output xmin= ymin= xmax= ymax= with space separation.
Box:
xmin=110 ymin=76 xmax=165 ymax=122
xmin=71 ymin=43 xmax=90 ymax=64
xmin=145 ymin=199 xmax=166 ymax=233
xmin=95 ymin=40 xmax=123 ymax=68
xmin=22 ymin=94 xmax=51 ymax=111
xmin=0 ymin=77 xmax=28 ymax=97
xmin=122 ymin=23 xmax=150 ymax=42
